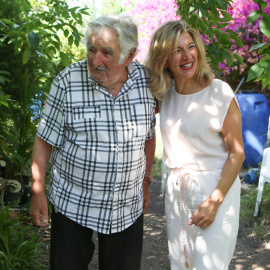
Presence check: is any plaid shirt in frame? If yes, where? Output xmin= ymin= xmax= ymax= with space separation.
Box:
xmin=37 ymin=59 xmax=155 ymax=234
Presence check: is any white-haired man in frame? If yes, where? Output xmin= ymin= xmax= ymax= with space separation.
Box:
xmin=30 ymin=14 xmax=156 ymax=270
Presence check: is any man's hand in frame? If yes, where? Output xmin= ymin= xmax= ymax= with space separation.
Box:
xmin=29 ymin=192 xmax=49 ymax=226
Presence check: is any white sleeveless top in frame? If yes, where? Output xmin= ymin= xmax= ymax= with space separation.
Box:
xmin=160 ymin=79 xmax=238 ymax=171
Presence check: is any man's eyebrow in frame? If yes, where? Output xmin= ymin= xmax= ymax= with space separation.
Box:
xmin=102 ymin=47 xmax=114 ymax=53
xmin=88 ymin=44 xmax=114 ymax=53
xmin=88 ymin=43 xmax=95 ymax=49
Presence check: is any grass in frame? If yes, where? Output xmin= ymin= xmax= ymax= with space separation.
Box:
xmin=0 ymin=205 xmax=47 ymax=269
xmin=240 ymin=184 xmax=270 ymax=238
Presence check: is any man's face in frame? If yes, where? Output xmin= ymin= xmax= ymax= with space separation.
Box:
xmin=87 ymin=28 xmax=132 ymax=90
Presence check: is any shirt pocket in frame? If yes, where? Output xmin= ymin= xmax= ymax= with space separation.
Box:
xmin=70 ymin=106 xmax=102 ymax=138
xmin=131 ymin=104 xmax=152 ymax=137
xmin=72 ymin=106 xmax=101 ymax=120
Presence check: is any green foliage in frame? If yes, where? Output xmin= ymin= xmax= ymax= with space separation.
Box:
xmin=247 ymin=0 xmax=270 ymax=90
xmin=0 ymin=71 xmax=11 ymax=107
xmin=254 ymin=219 xmax=270 ymax=237
xmin=0 ymin=206 xmax=46 ymax=269
xmin=0 ymin=0 xmax=87 ymax=67
xmin=240 ymin=185 xmax=270 ymax=238
xmin=100 ymin=0 xmax=133 ymax=15
xmin=0 ymin=0 xmax=88 ymax=180
xmin=175 ymin=0 xmax=243 ymax=73
xmin=151 ymin=157 xmax=163 ymax=181
xmin=240 ymin=191 xmax=258 ymax=226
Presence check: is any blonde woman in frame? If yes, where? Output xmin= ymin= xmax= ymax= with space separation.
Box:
xmin=145 ymin=21 xmax=245 ymax=270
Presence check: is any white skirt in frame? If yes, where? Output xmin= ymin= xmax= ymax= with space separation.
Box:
xmin=165 ymin=168 xmax=241 ymax=270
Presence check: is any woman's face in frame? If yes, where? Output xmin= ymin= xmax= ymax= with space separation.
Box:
xmin=166 ymin=32 xmax=198 ymax=81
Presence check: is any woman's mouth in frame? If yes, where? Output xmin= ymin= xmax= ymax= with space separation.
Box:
xmin=180 ymin=63 xmax=193 ymax=69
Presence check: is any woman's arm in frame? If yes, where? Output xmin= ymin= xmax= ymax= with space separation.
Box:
xmin=189 ymin=98 xmax=245 ymax=228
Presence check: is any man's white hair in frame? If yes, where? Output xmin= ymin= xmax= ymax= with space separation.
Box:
xmin=83 ymin=14 xmax=138 ymax=65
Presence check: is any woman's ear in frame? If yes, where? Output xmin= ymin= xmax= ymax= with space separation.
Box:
xmin=164 ymin=60 xmax=169 ymax=69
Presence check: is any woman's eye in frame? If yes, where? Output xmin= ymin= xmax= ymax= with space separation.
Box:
xmin=173 ymin=48 xmax=181 ymax=54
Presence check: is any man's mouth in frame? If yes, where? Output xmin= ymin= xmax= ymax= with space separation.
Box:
xmin=92 ymin=66 xmax=108 ymax=71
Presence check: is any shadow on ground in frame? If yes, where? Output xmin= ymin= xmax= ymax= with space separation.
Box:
xmin=88 ymin=179 xmax=170 ymax=270
xmin=34 ymin=178 xmax=269 ymax=269
xmin=88 ymin=178 xmax=270 ymax=270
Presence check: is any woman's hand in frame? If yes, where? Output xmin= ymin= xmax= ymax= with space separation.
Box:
xmin=188 ymin=193 xmax=222 ymax=229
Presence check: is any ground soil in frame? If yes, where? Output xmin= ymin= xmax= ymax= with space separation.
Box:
xmin=34 ymin=178 xmax=270 ymax=270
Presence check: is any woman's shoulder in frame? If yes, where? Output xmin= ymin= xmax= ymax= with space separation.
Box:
xmin=211 ymin=78 xmax=231 ymax=88
xmin=210 ymin=79 xmax=235 ymax=97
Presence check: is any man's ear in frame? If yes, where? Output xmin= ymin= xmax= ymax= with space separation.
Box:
xmin=126 ymin=48 xmax=137 ymax=65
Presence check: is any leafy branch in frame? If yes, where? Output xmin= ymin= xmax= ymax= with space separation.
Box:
xmin=247 ymin=0 xmax=270 ymax=89
xmin=175 ymin=0 xmax=244 ymax=72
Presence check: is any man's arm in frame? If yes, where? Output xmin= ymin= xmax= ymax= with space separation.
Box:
xmin=29 ymin=135 xmax=52 ymax=226
xmin=143 ymin=134 xmax=156 ymax=214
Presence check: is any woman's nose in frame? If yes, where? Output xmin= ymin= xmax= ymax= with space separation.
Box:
xmin=181 ymin=49 xmax=189 ymax=58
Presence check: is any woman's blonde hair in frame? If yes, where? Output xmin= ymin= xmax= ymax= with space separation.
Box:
xmin=144 ymin=20 xmax=213 ymax=100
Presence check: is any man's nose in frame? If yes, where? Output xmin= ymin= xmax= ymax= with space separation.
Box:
xmin=92 ymin=52 xmax=103 ymax=67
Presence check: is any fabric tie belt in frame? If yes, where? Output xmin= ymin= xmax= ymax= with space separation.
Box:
xmin=175 ymin=168 xmax=198 ymax=269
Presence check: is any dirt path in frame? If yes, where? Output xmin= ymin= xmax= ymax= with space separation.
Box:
xmin=231 ymin=226 xmax=270 ymax=270
xmin=87 ymin=179 xmax=270 ymax=270
xmin=88 ymin=179 xmax=170 ymax=270
xmin=37 ymin=178 xmax=270 ymax=269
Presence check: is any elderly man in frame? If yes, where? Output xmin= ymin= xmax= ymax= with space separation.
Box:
xmin=30 ymin=15 xmax=155 ymax=270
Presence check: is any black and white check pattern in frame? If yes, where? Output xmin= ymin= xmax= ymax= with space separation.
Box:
xmin=37 ymin=59 xmax=156 ymax=234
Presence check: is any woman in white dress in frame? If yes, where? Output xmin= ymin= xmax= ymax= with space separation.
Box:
xmin=145 ymin=21 xmax=245 ymax=270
